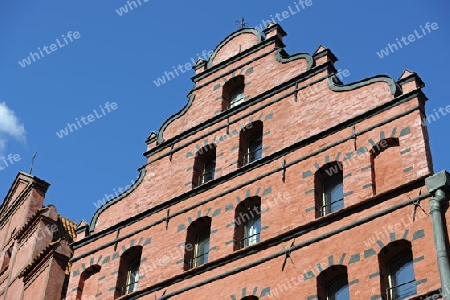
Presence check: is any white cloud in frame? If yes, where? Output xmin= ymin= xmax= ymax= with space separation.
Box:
xmin=0 ymin=102 xmax=26 ymax=155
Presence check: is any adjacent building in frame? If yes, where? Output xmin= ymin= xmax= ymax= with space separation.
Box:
xmin=0 ymin=172 xmax=77 ymax=300
xmin=49 ymin=23 xmax=450 ymax=299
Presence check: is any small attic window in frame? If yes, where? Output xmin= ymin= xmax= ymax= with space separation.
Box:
xmin=222 ymin=75 xmax=245 ymax=110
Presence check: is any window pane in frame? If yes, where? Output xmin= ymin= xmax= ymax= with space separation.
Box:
xmin=248 ymin=136 xmax=262 ymax=162
xmin=324 ymin=175 xmax=344 ymax=214
xmin=230 ymin=88 xmax=244 ymax=107
xmin=195 ymin=229 xmax=210 ymax=266
xmin=390 ymin=255 xmax=416 ymax=299
xmin=328 ymin=277 xmax=350 ymax=300
xmin=245 ymin=213 xmax=261 ymax=246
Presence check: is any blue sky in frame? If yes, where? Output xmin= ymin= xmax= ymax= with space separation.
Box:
xmin=0 ymin=0 xmax=449 ymax=225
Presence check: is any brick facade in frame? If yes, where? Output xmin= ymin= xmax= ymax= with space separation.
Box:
xmin=64 ymin=23 xmax=447 ymax=300
xmin=0 ymin=172 xmax=76 ymax=300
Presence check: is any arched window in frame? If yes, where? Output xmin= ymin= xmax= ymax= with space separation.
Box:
xmin=222 ymin=75 xmax=245 ymax=110
xmin=184 ymin=217 xmax=211 ymax=270
xmin=317 ymin=265 xmax=350 ymax=300
xmin=115 ymin=246 xmax=142 ymax=298
xmin=192 ymin=144 xmax=216 ymax=188
xmin=238 ymin=121 xmax=263 ymax=167
xmin=378 ymin=240 xmax=416 ymax=300
xmin=77 ymin=265 xmax=101 ymax=300
xmin=315 ymin=162 xmax=344 ymax=217
xmin=233 ymin=197 xmax=261 ymax=250
xmin=370 ymin=138 xmax=401 ymax=194
xmin=241 ymin=296 xmax=259 ymax=300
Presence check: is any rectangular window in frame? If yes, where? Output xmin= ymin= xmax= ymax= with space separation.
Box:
xmin=244 ymin=215 xmax=261 ymax=247
xmin=193 ymin=230 xmax=210 ymax=267
xmin=125 ymin=259 xmax=140 ymax=294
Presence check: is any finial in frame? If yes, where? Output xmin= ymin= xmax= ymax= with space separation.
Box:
xmin=235 ymin=17 xmax=249 ymax=29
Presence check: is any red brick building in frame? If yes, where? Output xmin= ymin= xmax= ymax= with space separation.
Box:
xmin=0 ymin=172 xmax=76 ymax=300
xmin=65 ymin=23 xmax=449 ymax=300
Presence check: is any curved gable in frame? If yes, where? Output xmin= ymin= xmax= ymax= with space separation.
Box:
xmin=207 ymin=28 xmax=263 ymax=68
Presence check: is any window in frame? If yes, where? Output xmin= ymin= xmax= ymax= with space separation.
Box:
xmin=323 ymin=172 xmax=344 ymax=215
xmin=317 ymin=265 xmax=350 ymax=300
xmin=241 ymin=297 xmax=258 ymax=300
xmin=115 ymin=246 xmax=142 ymax=298
xmin=192 ymin=144 xmax=216 ymax=188
xmin=378 ymin=240 xmax=417 ymax=300
xmin=238 ymin=121 xmax=263 ymax=167
xmin=387 ymin=253 xmax=417 ymax=299
xmin=233 ymin=197 xmax=261 ymax=250
xmin=327 ymin=276 xmax=350 ymax=300
xmin=193 ymin=228 xmax=210 ymax=267
xmin=184 ymin=217 xmax=211 ymax=270
xmin=230 ymin=86 xmax=244 ymax=108
xmin=314 ymin=162 xmax=344 ymax=217
xmin=222 ymin=75 xmax=245 ymax=110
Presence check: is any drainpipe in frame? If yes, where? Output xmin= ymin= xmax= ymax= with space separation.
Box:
xmin=425 ymin=170 xmax=450 ymax=299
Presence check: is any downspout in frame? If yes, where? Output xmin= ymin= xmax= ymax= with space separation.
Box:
xmin=426 ymin=171 xmax=450 ymax=299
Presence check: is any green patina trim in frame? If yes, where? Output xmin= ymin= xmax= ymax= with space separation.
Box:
xmin=261 ymin=187 xmax=272 ymax=196
xmin=361 ymin=165 xmax=373 ymax=172
xmin=212 ymin=208 xmax=221 ymax=217
xmin=348 ymin=279 xmax=359 ymax=286
xmin=417 ymin=278 xmax=427 ymax=285
xmin=339 ymin=253 xmax=347 ymax=265
xmin=376 ymin=240 xmax=384 ymax=249
xmin=98 ymin=276 xmax=106 ymax=281
xmin=275 ymin=48 xmax=314 ymax=69
xmin=343 ymin=173 xmax=352 ymax=179
xmin=225 ymin=204 xmax=234 ymax=212
xmin=413 ymin=229 xmax=425 ymax=242
xmin=72 ymin=270 xmax=80 ymax=277
xmin=95 ymin=292 xmax=102 ymax=297
xmin=305 ymin=189 xmax=315 ymax=195
xmin=404 ymin=166 xmax=414 ymax=173
xmin=402 ymin=229 xmax=409 ymax=240
xmin=316 ymin=263 xmax=323 ymax=272
xmin=357 ymin=147 xmax=368 ymax=155
xmin=343 ymin=152 xmax=354 ymax=161
xmin=261 ymin=226 xmax=269 ymax=231
xmin=304 ymin=271 xmax=315 ymax=281
xmin=305 ymin=206 xmax=316 ymax=213
xmin=328 ymin=74 xmax=401 ymax=96
xmin=210 ymin=229 xmax=218 ymax=234
xmin=364 ymin=249 xmax=376 ymax=258
xmin=112 ymin=253 xmax=120 ymax=260
xmin=307 ymin=295 xmax=318 ymax=300
xmin=371 ymin=295 xmax=382 ymax=300
xmin=328 ymin=255 xmax=334 ymax=266
xmin=363 ymin=183 xmax=374 ymax=189
xmin=264 ymin=112 xmax=273 ymax=121
xmin=413 ymin=255 xmax=424 ymax=263
xmin=102 ymin=256 xmax=110 ymax=265
xmin=177 ymin=224 xmax=186 ymax=232
xmin=348 ymin=253 xmax=361 ymax=264
xmin=369 ymin=272 xmax=380 ymax=279
xmin=399 ymin=127 xmax=411 ymax=136
xmin=302 ymin=170 xmax=314 ymax=179
xmin=390 ymin=232 xmax=396 ymax=242
xmin=343 ymin=191 xmax=353 ymax=197
xmin=225 ymin=240 xmax=235 ymax=246
xmin=400 ymin=148 xmax=411 ymax=155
